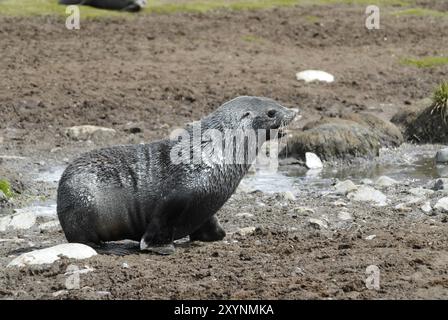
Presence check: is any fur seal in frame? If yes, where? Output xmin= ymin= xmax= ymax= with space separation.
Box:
xmin=59 ymin=0 xmax=146 ymax=12
xmin=57 ymin=96 xmax=297 ymax=255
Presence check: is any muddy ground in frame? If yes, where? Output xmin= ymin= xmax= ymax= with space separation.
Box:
xmin=1 ymin=2 xmax=448 ymax=299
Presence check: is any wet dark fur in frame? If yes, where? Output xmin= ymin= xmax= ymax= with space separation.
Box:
xmin=59 ymin=0 xmax=144 ymax=12
xmin=57 ymin=96 xmax=296 ymax=253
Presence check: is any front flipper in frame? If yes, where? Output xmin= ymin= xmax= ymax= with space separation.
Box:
xmin=189 ymin=216 xmax=226 ymax=242
xmin=140 ymin=221 xmax=175 ymax=255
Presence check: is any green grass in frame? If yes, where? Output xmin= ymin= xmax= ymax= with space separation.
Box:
xmin=0 ymin=179 xmax=13 ymax=199
xmin=0 ymin=0 xmax=419 ymax=17
xmin=304 ymin=15 xmax=320 ymax=23
xmin=400 ymin=56 xmax=448 ymax=68
xmin=241 ymin=34 xmax=264 ymax=43
xmin=392 ymin=8 xmax=448 ymax=17
xmin=147 ymin=0 xmax=300 ymax=14
xmin=316 ymin=0 xmax=411 ymax=5
xmin=431 ymin=82 xmax=448 ymax=122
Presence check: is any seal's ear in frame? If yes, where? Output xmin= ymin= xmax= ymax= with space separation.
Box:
xmin=241 ymin=111 xmax=252 ymax=120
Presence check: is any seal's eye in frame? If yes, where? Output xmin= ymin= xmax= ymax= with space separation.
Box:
xmin=267 ymin=110 xmax=277 ymax=118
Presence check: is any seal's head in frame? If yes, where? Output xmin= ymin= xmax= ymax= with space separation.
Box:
xmin=208 ymin=96 xmax=297 ymax=139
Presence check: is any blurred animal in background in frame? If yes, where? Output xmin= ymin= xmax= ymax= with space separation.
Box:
xmin=59 ymin=0 xmax=147 ymax=12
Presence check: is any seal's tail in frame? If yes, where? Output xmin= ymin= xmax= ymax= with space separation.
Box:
xmin=92 ymin=241 xmax=140 ymax=256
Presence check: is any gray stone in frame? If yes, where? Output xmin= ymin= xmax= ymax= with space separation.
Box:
xmin=0 ymin=211 xmax=36 ymax=232
xmin=282 ymin=191 xmax=297 ymax=201
xmin=337 ymin=211 xmax=353 ymax=221
xmin=7 ymin=244 xmax=97 ymax=267
xmin=394 ymin=203 xmax=412 ymax=212
xmin=374 ymin=176 xmax=398 ymax=187
xmin=344 ymin=113 xmax=403 ymax=147
xmin=432 ymin=178 xmax=448 ymax=191
xmin=308 ymin=218 xmax=328 ymax=229
xmin=282 ymin=121 xmax=381 ymax=161
xmin=347 ymin=186 xmax=387 ymax=206
xmin=237 ymin=227 xmax=256 ymax=236
xmin=434 ymin=197 xmax=448 ymax=212
xmin=435 ymin=148 xmax=448 ymax=163
xmin=0 ymin=190 xmax=6 ymax=202
xmin=365 ymin=234 xmax=376 ymax=240
xmin=421 ymin=202 xmax=432 ymax=214
xmin=361 ymin=178 xmax=374 ymax=185
xmin=408 ymin=187 xmax=434 ymax=197
xmin=39 ymin=220 xmax=61 ymax=232
xmin=334 ymin=180 xmax=357 ymax=195
xmin=65 ymin=125 xmax=116 ymax=142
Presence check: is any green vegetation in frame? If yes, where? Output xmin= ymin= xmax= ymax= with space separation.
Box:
xmin=147 ymin=0 xmax=299 ymax=14
xmin=392 ymin=8 xmax=448 ymax=17
xmin=400 ymin=56 xmax=448 ymax=68
xmin=317 ymin=0 xmax=411 ymax=5
xmin=304 ymin=15 xmax=320 ymax=23
xmin=431 ymin=82 xmax=448 ymax=122
xmin=0 ymin=179 xmax=13 ymax=199
xmin=241 ymin=34 xmax=264 ymax=43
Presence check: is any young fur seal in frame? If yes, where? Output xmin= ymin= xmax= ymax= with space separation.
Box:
xmin=59 ymin=0 xmax=146 ymax=12
xmin=57 ymin=96 xmax=297 ymax=255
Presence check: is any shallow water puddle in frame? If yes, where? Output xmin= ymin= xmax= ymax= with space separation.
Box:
xmin=33 ymin=166 xmax=66 ymax=184
xmin=244 ymin=144 xmax=446 ymax=194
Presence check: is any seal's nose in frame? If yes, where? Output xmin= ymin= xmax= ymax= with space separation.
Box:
xmin=288 ymin=108 xmax=301 ymax=121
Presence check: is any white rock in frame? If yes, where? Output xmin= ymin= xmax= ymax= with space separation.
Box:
xmin=337 ymin=211 xmax=353 ymax=221
xmin=435 ymin=148 xmax=448 ymax=163
xmin=282 ymin=191 xmax=297 ymax=201
xmin=0 ymin=211 xmax=36 ymax=232
xmin=421 ymin=202 xmax=432 ymax=214
xmin=237 ymin=227 xmax=256 ymax=236
xmin=361 ymin=178 xmax=373 ymax=185
xmin=308 ymin=218 xmax=328 ymax=229
xmin=295 ymin=207 xmax=315 ymax=215
xmin=365 ymin=235 xmax=376 ymax=240
xmin=333 ymin=200 xmax=347 ymax=207
xmin=7 ymin=243 xmax=98 ymax=267
xmin=408 ymin=187 xmax=434 ymax=197
xmin=65 ymin=125 xmax=116 ymax=141
xmin=334 ymin=180 xmax=357 ymax=195
xmin=394 ymin=203 xmax=412 ymax=212
xmin=122 ymin=262 xmax=129 ymax=269
xmin=0 ymin=237 xmax=26 ymax=243
xmin=434 ymin=197 xmax=448 ymax=212
xmin=235 ymin=212 xmax=254 ymax=218
xmin=305 ymin=152 xmax=323 ymax=169
xmin=39 ymin=220 xmax=61 ymax=232
xmin=347 ymin=186 xmax=387 ymax=206
xmin=52 ymin=290 xmax=69 ymax=297
xmin=296 ymin=70 xmax=334 ymax=83
xmin=374 ymin=176 xmax=398 ymax=187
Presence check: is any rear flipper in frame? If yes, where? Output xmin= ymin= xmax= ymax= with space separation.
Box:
xmin=189 ymin=216 xmax=226 ymax=242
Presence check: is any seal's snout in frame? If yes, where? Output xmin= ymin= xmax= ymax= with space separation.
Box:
xmin=282 ymin=107 xmax=300 ymax=124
